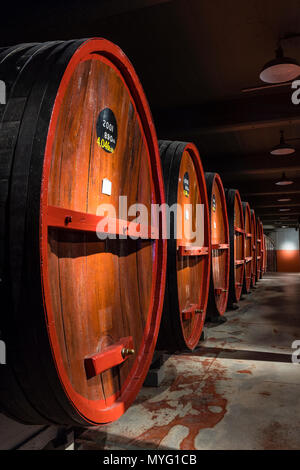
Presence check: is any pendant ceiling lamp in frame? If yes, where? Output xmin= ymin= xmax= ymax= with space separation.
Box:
xmin=275 ymin=172 xmax=294 ymax=186
xmin=270 ymin=130 xmax=295 ymax=155
xmin=260 ymin=43 xmax=300 ymax=83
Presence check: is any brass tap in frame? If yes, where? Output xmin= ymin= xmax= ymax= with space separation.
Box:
xmin=122 ymin=347 xmax=135 ymax=358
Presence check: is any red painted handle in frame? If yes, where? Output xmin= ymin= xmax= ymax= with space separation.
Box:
xmin=182 ymin=304 xmax=203 ymax=320
xmin=235 ymin=259 xmax=245 ymax=265
xmin=47 ymin=205 xmax=158 ymax=238
xmin=84 ymin=337 xmax=134 ymax=379
xmin=215 ymin=288 xmax=228 ymax=295
xmin=212 ymin=243 xmax=229 ymax=250
xmin=178 ymin=245 xmax=209 ymax=256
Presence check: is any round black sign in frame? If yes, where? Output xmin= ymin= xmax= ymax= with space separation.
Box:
xmin=183 ymin=172 xmax=190 ymax=197
xmin=96 ymin=107 xmax=118 ymax=153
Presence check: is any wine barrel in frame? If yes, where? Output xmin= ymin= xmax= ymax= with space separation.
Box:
xmin=242 ymin=202 xmax=252 ymax=294
xmin=250 ymin=209 xmax=257 ymax=288
xmin=205 ymin=172 xmax=230 ymax=320
xmin=156 ymin=141 xmax=211 ymax=351
xmin=256 ymin=217 xmax=262 ymax=280
xmin=225 ymin=189 xmax=245 ymax=306
xmin=0 ymin=39 xmax=167 ymax=425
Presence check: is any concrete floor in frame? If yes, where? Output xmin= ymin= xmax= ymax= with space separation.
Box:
xmin=77 ymin=273 xmax=300 ymax=450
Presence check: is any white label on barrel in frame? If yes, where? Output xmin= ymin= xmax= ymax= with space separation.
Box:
xmin=102 ymin=178 xmax=112 ymax=196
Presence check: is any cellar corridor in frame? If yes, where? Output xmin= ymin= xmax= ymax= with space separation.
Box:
xmin=77 ymin=273 xmax=300 ymax=450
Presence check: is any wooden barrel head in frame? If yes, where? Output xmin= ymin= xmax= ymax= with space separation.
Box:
xmin=205 ymin=172 xmax=230 ymax=318
xmin=242 ymin=202 xmax=252 ymax=294
xmin=0 ymin=39 xmax=167 ymax=425
xmin=225 ymin=188 xmax=245 ymax=306
xmin=157 ymin=141 xmax=211 ymax=351
xmin=250 ymin=209 xmax=257 ymax=288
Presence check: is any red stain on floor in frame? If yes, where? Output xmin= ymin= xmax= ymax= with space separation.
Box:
xmin=261 ymin=421 xmax=292 ymax=450
xmin=260 ymin=391 xmax=271 ymax=397
xmin=237 ymin=369 xmax=252 ymax=374
xmin=131 ymin=360 xmax=228 ymax=450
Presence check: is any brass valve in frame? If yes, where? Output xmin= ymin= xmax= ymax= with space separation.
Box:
xmin=121 ymin=347 xmax=135 ymax=358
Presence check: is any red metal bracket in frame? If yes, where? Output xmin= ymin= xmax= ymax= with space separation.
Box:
xmin=211 ymin=243 xmax=229 ymax=250
xmin=257 ymin=238 xmax=261 ymax=243
xmin=84 ymin=336 xmax=134 ymax=379
xmin=182 ymin=304 xmax=203 ymax=321
xmin=46 ymin=205 xmax=158 ymax=239
xmin=234 ymin=226 xmax=244 ymax=234
xmin=245 ymin=232 xmax=252 ymax=238
xmin=245 ymin=256 xmax=253 ymax=263
xmin=235 ymin=259 xmax=244 ymax=266
xmin=178 ymin=245 xmax=209 ymax=256
xmin=215 ymin=288 xmax=228 ymax=295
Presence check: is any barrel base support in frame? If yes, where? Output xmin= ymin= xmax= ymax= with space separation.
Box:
xmin=227 ymin=302 xmax=239 ymax=311
xmin=206 ymin=314 xmax=228 ymax=325
xmin=200 ymin=327 xmax=207 ymax=342
xmin=143 ymin=351 xmax=166 ymax=388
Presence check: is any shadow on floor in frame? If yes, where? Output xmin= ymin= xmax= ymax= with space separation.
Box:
xmin=188 ymin=345 xmax=293 ymax=363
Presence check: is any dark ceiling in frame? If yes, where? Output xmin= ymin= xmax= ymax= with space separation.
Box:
xmin=2 ymin=0 xmax=300 ymax=228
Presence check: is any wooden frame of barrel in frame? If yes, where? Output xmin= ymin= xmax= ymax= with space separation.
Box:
xmin=242 ymin=202 xmax=252 ymax=294
xmin=250 ymin=209 xmax=257 ymax=288
xmin=256 ymin=217 xmax=262 ymax=280
xmin=205 ymin=172 xmax=230 ymax=319
xmin=156 ymin=141 xmax=211 ymax=351
xmin=225 ymin=189 xmax=245 ymax=306
xmin=0 ymin=39 xmax=167 ymax=425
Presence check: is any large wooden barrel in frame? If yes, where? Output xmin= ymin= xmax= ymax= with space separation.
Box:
xmin=250 ymin=209 xmax=257 ymax=288
xmin=156 ymin=141 xmax=211 ymax=351
xmin=256 ymin=217 xmax=262 ymax=280
xmin=225 ymin=189 xmax=245 ymax=306
xmin=242 ymin=202 xmax=252 ymax=294
xmin=0 ymin=39 xmax=167 ymax=425
xmin=205 ymin=172 xmax=230 ymax=319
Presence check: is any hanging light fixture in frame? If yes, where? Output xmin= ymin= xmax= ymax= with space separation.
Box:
xmin=270 ymin=130 xmax=295 ymax=155
xmin=279 ymin=208 xmax=291 ymax=211
xmin=260 ymin=43 xmax=300 ymax=84
xmin=277 ymin=198 xmax=291 ymax=202
xmin=275 ymin=172 xmax=294 ymax=185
